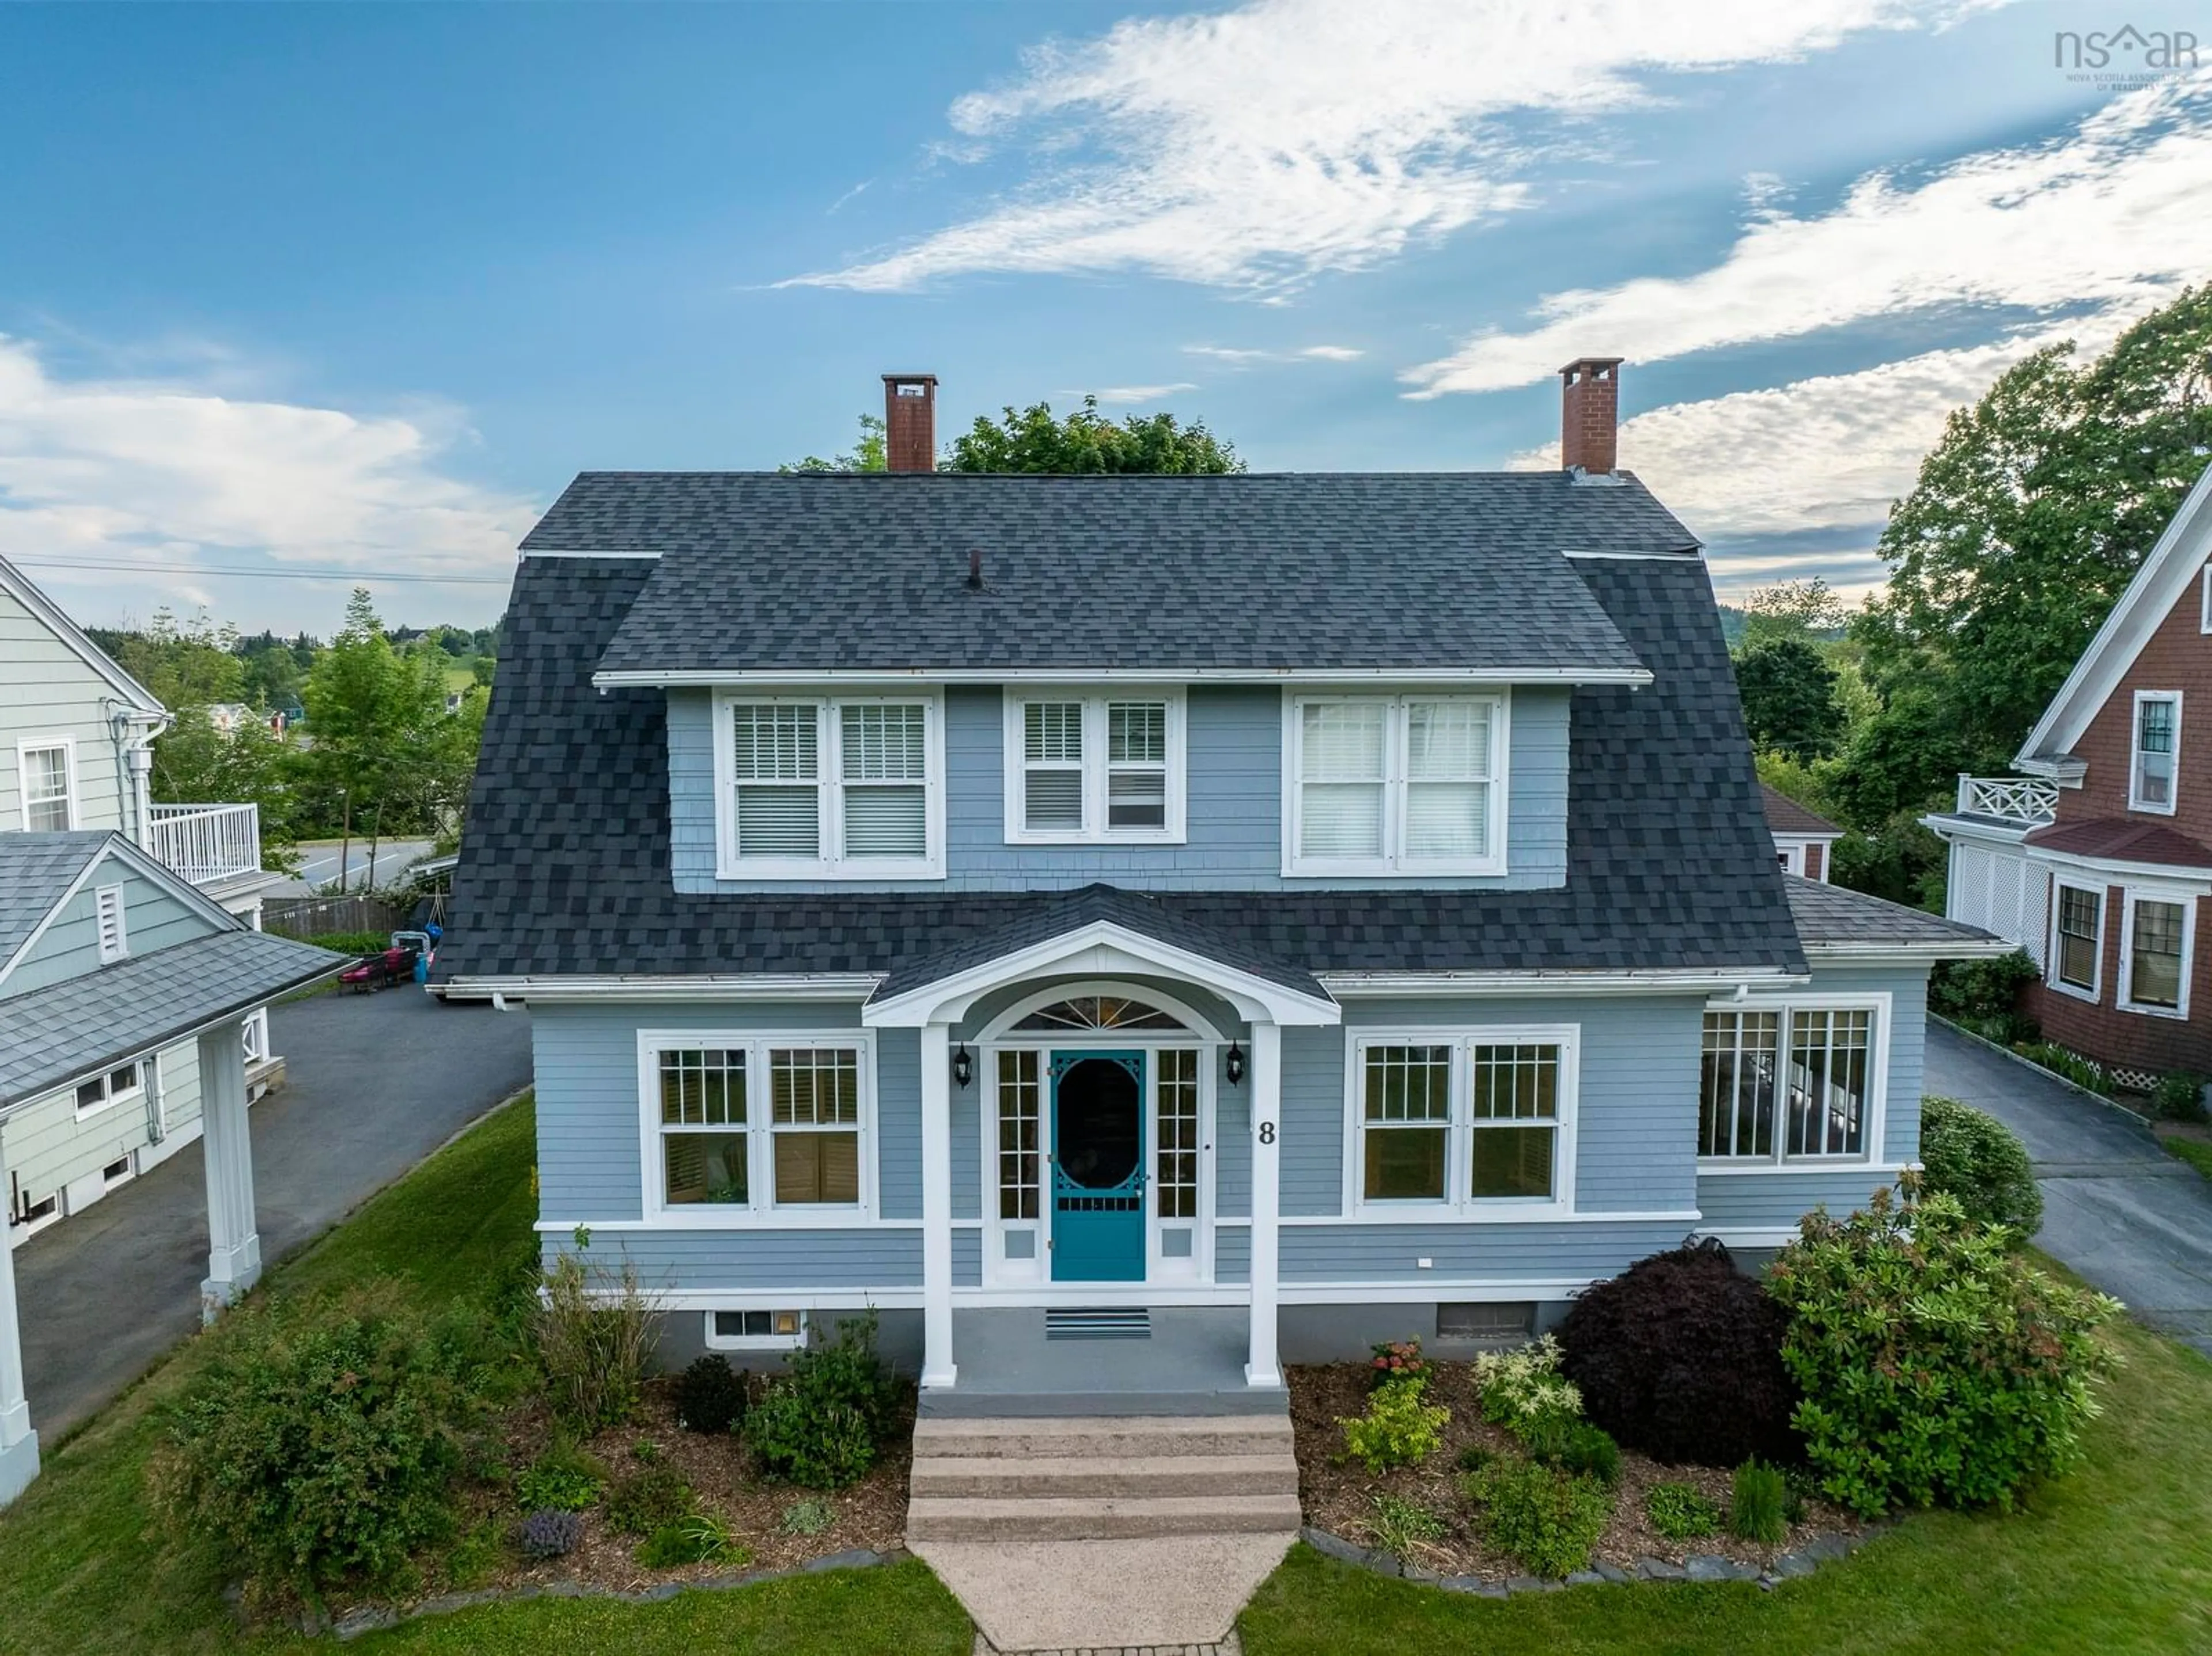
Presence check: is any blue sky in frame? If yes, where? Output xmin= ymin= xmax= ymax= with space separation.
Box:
xmin=1 ymin=1 xmax=2206 ymax=636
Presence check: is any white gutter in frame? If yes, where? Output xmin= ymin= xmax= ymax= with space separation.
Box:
xmin=1800 ymin=941 xmax=2017 ymax=962
xmin=446 ymin=972 xmax=883 ymax=1003
xmin=590 ymin=665 xmax=1654 ymax=691
xmin=1318 ymin=967 xmax=1806 ymax=997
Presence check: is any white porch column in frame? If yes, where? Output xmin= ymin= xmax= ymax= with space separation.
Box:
xmin=198 ymin=1017 xmax=262 ymax=1321
xmin=919 ymin=1021 xmax=957 ymax=1390
xmin=1245 ymin=1022 xmax=1283 ymax=1388
xmin=0 ymin=1136 xmax=40 ymax=1504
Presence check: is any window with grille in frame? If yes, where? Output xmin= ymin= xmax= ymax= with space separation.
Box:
xmin=2054 ymin=884 xmax=2102 ymax=994
xmin=722 ymin=698 xmax=937 ymax=874
xmin=647 ymin=1039 xmax=870 ymax=1215
xmin=1699 ymin=1011 xmax=1778 ymax=1157
xmin=2124 ymin=896 xmax=2190 ymax=1014
xmin=659 ymin=1048 xmax=748 ymax=1206
xmin=996 ymin=1050 xmax=1041 ymax=1219
xmin=1468 ymin=1043 xmax=1558 ymax=1199
xmin=1357 ymin=1032 xmax=1574 ymax=1208
xmin=19 ymin=741 xmax=71 ymax=832
xmin=1007 ymin=694 xmax=1181 ymax=840
xmin=95 ymin=884 xmax=128 ymax=963
xmin=769 ymin=1048 xmax=862 ymax=1204
xmin=1699 ymin=1006 xmax=1879 ymax=1164
xmin=1785 ymin=1009 xmax=1871 ymax=1157
xmin=2131 ymin=692 xmax=2180 ymax=813
xmin=706 ymin=1309 xmax=805 ymax=1348
xmin=1156 ymin=1048 xmax=1200 ymax=1218
xmin=73 ymin=1059 xmax=144 ymax=1119
xmin=1361 ymin=1044 xmax=1453 ymax=1201
xmin=1291 ymin=696 xmax=1504 ymax=873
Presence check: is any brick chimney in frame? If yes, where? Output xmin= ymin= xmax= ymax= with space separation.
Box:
xmin=882 ymin=373 xmax=938 ymax=473
xmin=1559 ymin=357 xmax=1624 ymax=475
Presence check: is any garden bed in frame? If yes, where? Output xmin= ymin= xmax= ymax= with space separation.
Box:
xmin=1287 ymin=1361 xmax=1866 ymax=1580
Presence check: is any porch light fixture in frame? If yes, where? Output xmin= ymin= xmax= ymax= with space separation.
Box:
xmin=1225 ymin=1040 xmax=1245 ymax=1086
xmin=951 ymin=1043 xmax=974 ymax=1089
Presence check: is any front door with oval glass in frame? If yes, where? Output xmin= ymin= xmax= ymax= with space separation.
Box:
xmin=1050 ymin=1051 xmax=1145 ymax=1281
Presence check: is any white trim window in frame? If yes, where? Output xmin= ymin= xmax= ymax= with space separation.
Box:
xmin=1003 ymin=691 xmax=1185 ymax=842
xmin=74 ymin=1058 xmax=146 ymax=1121
xmin=641 ymin=1034 xmax=872 ymax=1221
xmin=1351 ymin=1028 xmax=1576 ymax=1211
xmin=2201 ymin=564 xmax=2212 ymax=635
xmin=2130 ymin=690 xmax=2181 ymax=814
xmin=1699 ymin=1001 xmax=1885 ymax=1165
xmin=1287 ymin=694 xmax=1508 ymax=875
xmin=2051 ymin=881 xmax=2104 ymax=1000
xmin=2120 ymin=891 xmax=2194 ymax=1018
xmin=95 ymin=884 xmax=128 ymax=964
xmin=17 ymin=738 xmax=75 ymax=832
xmin=714 ymin=695 xmax=942 ymax=878
xmin=704 ymin=1309 xmax=806 ymax=1351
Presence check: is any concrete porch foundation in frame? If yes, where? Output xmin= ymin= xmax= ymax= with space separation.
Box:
xmin=921 ymin=1306 xmax=1283 ymax=1418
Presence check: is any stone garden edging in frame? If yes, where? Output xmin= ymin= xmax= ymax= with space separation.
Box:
xmin=306 ymin=1547 xmax=908 ymax=1641
xmin=1298 ymin=1524 xmax=1887 ymax=1596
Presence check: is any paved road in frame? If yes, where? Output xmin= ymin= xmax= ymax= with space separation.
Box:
xmin=1925 ymin=1020 xmax=2212 ymax=1359
xmin=16 ymin=985 xmax=533 ymax=1437
xmin=276 ymin=837 xmax=438 ymax=896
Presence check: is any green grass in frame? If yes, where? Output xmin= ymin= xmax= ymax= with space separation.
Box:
xmin=1241 ymin=1312 xmax=2212 ymax=1655
xmin=2163 ymin=1136 xmax=2212 ymax=1183
xmin=0 ymin=1097 xmax=972 ymax=1656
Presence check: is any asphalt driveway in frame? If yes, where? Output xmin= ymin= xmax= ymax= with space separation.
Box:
xmin=1924 ymin=1020 xmax=2212 ymax=1359
xmin=16 ymin=985 xmax=533 ymax=1437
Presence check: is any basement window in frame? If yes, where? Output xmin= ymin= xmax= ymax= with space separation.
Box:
xmin=705 ymin=1309 xmax=806 ymax=1351
xmin=1436 ymin=1302 xmax=1535 ymax=1343
xmin=102 ymin=1154 xmax=134 ymax=1185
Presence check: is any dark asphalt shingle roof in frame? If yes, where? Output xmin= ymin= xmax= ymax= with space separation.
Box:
xmin=1783 ymin=877 xmax=2002 ymax=950
xmin=437 ymin=542 xmax=1806 ymax=985
xmin=0 ymin=930 xmax=346 ymax=1111
xmin=1760 ymin=785 xmax=1840 ymax=838
xmin=0 ymin=833 xmax=107 ymax=980
xmin=2025 ymin=817 xmax=2212 ymax=868
xmin=548 ymin=472 xmax=1695 ymax=677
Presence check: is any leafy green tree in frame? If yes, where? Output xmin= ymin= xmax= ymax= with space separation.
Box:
xmin=112 ymin=609 xmax=247 ymax=708
xmin=1734 ymin=636 xmax=1844 ymax=763
xmin=301 ymin=590 xmax=407 ymax=890
xmin=1736 ymin=577 xmax=1844 ymax=650
xmin=147 ymin=707 xmax=299 ymax=866
xmin=781 ymin=414 xmax=888 ymax=473
xmin=948 ymin=395 xmax=1243 ymax=474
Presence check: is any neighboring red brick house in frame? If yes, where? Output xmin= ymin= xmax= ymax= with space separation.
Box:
xmin=1929 ymin=465 xmax=2212 ymax=1082
xmin=1761 ymin=784 xmax=1838 ymax=882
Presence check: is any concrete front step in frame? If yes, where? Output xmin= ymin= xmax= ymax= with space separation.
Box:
xmin=914 ymin=1414 xmax=1294 ymax=1462
xmin=911 ymin=1450 xmax=1300 ymax=1500
xmin=907 ymin=1491 xmax=1303 ymax=1542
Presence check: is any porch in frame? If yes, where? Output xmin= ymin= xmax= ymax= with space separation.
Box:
xmin=144 ymin=802 xmax=264 ymax=889
xmin=920 ymin=1306 xmax=1279 ymax=1418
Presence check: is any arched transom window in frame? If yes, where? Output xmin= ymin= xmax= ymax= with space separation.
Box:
xmin=1013 ymin=995 xmax=1188 ymax=1032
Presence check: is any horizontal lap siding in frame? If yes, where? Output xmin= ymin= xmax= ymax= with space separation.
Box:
xmin=546 ymin=1229 xmax=922 ymax=1290
xmin=1696 ymin=1172 xmax=1900 ymax=1232
xmin=5 ymin=858 xmax=218 ymax=992
xmin=1215 ymin=1225 xmax=1249 ymax=1283
xmin=1281 ymin=1026 xmax=1344 ymax=1216
xmin=1280 ymin=1219 xmax=1689 ymax=1283
xmin=0 ymin=591 xmax=130 ymax=833
xmin=1 ymin=1036 xmax=203 ymax=1215
xmin=953 ymin=1228 xmax=981 ymax=1287
xmin=878 ymin=1029 xmax=923 ymax=1219
xmin=1216 ymin=1051 xmax=1251 ymax=1219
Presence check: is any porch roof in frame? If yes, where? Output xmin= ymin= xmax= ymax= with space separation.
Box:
xmin=1783 ymin=876 xmax=2008 ymax=958
xmin=0 ymin=834 xmax=107 ymax=976
xmin=2024 ymin=816 xmax=2212 ymax=871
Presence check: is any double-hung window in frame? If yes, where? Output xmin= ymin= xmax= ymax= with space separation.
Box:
xmin=1289 ymin=695 xmax=1506 ymax=874
xmin=1004 ymin=692 xmax=1184 ymax=841
xmin=2121 ymin=892 xmax=2193 ymax=1017
xmin=18 ymin=740 xmax=74 ymax=832
xmin=718 ymin=696 xmax=940 ymax=877
xmin=2051 ymin=882 xmax=2104 ymax=999
xmin=2130 ymin=691 xmax=2180 ymax=813
xmin=1354 ymin=1030 xmax=1574 ymax=1210
xmin=1699 ymin=1002 xmax=1881 ymax=1165
xmin=645 ymin=1036 xmax=871 ymax=1218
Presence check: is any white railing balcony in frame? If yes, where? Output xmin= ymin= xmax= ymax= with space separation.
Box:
xmin=145 ymin=802 xmax=263 ymax=886
xmin=1956 ymin=775 xmax=2058 ymax=826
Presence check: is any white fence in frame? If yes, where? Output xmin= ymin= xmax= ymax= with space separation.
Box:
xmin=1956 ymin=775 xmax=2057 ymax=825
xmin=146 ymin=802 xmax=262 ymax=886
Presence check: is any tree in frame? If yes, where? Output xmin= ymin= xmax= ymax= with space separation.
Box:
xmin=1854 ymin=286 xmax=2212 ymax=783
xmin=781 ymin=414 xmax=887 ymax=473
xmin=112 ymin=609 xmax=246 ymax=708
xmin=948 ymin=396 xmax=1243 ymax=474
xmin=148 ymin=707 xmax=298 ymax=865
xmin=1736 ymin=577 xmax=1844 ymax=650
xmin=1734 ymin=636 xmax=1844 ymax=763
xmin=301 ymin=590 xmax=407 ymax=891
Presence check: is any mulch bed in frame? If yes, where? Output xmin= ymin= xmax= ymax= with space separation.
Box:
xmin=1289 ymin=1361 xmax=1868 ymax=1578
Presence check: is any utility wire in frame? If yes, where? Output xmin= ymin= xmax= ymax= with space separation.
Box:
xmin=11 ymin=556 xmax=512 ymax=586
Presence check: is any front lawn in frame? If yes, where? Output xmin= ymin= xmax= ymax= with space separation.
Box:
xmin=1242 ymin=1310 xmax=2212 ymax=1654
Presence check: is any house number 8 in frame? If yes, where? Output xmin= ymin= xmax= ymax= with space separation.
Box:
xmin=1257 ymin=1121 xmax=1277 ymax=1145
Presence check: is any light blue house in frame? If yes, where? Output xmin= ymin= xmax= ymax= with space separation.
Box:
xmin=440 ymin=368 xmax=2002 ymax=1408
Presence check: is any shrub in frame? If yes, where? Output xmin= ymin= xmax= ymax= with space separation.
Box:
xmin=1367 ymin=1338 xmax=1430 ymax=1389
xmin=1765 ymin=1185 xmax=2122 ymax=1515
xmin=1337 ymin=1373 xmax=1449 ymax=1473
xmin=637 ymin=1513 xmax=747 ymax=1568
xmin=150 ymin=1286 xmax=483 ymax=1597
xmin=1730 ymin=1458 xmax=1790 ymax=1544
xmin=1455 ymin=1443 xmax=1494 ymax=1474
xmin=1643 ymin=1482 xmax=1721 ymax=1540
xmin=1526 ymin=1418 xmax=1622 ymax=1487
xmin=605 ymin=1466 xmax=694 ymax=1537
xmin=748 ymin=1313 xmax=899 ymax=1490
xmin=2152 ymin=1071 xmax=2209 ymax=1123
xmin=778 ymin=1498 xmax=834 ymax=1537
xmin=515 ymin=1441 xmax=606 ymax=1512
xmin=1463 ymin=1458 xmax=1612 ymax=1579
xmin=1472 ymin=1335 xmax=1581 ymax=1435
xmin=1930 ymin=950 xmax=2039 ymax=1028
xmin=1554 ymin=1239 xmax=1797 ymax=1467
xmin=1918 ymin=1096 xmax=2043 ymax=1236
xmin=514 ymin=1509 xmax=582 ymax=1561
xmin=536 ymin=1245 xmax=661 ymax=1432
xmin=676 ymin=1354 xmax=749 ymax=1435
xmin=1368 ymin=1493 xmax=1448 ymax=1560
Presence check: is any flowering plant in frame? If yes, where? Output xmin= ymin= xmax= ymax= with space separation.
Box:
xmin=1368 ymin=1337 xmax=1431 ymax=1388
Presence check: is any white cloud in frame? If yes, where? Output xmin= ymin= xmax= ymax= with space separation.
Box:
xmin=788 ymin=0 xmax=1984 ymax=293
xmin=1183 ymin=343 xmax=1365 ymax=365
xmin=1406 ymin=68 xmax=2212 ymax=396
xmin=1082 ymin=382 xmax=1201 ymax=404
xmin=1297 ymin=344 xmax=1365 ymax=361
xmin=0 ymin=335 xmax=537 ymax=628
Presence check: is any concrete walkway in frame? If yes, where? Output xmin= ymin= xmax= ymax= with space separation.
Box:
xmin=16 ymin=987 xmax=532 ymax=1436
xmin=1924 ymin=1020 xmax=2212 ymax=1358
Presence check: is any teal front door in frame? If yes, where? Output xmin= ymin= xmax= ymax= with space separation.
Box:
xmin=1050 ymin=1051 xmax=1145 ymax=1282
